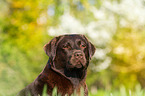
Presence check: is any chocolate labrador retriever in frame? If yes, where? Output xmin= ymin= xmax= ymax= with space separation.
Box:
xmin=17 ymin=34 xmax=96 ymax=96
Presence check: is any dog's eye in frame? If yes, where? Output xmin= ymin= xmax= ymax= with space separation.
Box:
xmin=63 ymin=44 xmax=71 ymax=49
xmin=80 ymin=44 xmax=86 ymax=48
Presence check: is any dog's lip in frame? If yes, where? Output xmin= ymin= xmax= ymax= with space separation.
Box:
xmin=76 ymin=60 xmax=83 ymax=64
xmin=75 ymin=63 xmax=82 ymax=68
xmin=67 ymin=61 xmax=74 ymax=68
xmin=76 ymin=59 xmax=80 ymax=63
xmin=75 ymin=61 xmax=83 ymax=68
xmin=67 ymin=61 xmax=83 ymax=69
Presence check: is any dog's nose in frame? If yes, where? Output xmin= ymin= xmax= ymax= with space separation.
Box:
xmin=74 ymin=52 xmax=83 ymax=59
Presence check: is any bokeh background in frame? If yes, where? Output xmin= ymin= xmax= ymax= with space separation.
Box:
xmin=0 ymin=0 xmax=145 ymax=95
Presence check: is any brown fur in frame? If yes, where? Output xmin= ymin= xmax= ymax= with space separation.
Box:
xmin=17 ymin=34 xmax=96 ymax=96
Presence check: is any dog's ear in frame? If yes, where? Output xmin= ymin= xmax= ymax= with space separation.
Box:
xmin=43 ymin=36 xmax=64 ymax=60
xmin=88 ymin=41 xmax=96 ymax=59
xmin=81 ymin=35 xmax=96 ymax=59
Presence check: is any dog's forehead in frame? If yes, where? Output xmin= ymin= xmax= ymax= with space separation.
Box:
xmin=60 ymin=35 xmax=86 ymax=43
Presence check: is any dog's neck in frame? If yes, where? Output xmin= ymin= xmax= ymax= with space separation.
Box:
xmin=64 ymin=68 xmax=85 ymax=78
xmin=64 ymin=68 xmax=86 ymax=87
xmin=44 ymin=59 xmax=87 ymax=87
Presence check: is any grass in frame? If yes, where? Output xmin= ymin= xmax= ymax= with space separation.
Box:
xmin=41 ymin=85 xmax=145 ymax=96
xmin=90 ymin=85 xmax=145 ymax=96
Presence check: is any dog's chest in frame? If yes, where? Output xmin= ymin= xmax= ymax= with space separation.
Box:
xmin=69 ymin=77 xmax=80 ymax=88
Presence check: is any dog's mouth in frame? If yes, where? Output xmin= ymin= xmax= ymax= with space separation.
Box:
xmin=67 ymin=60 xmax=84 ymax=69
xmin=75 ymin=61 xmax=83 ymax=68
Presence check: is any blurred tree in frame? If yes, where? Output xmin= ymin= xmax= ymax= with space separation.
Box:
xmin=110 ymin=28 xmax=145 ymax=88
xmin=0 ymin=0 xmax=52 ymax=95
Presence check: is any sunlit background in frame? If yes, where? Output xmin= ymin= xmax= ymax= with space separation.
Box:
xmin=0 ymin=0 xmax=145 ymax=95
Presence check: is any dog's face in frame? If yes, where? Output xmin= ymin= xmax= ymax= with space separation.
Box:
xmin=44 ymin=34 xmax=95 ymax=71
xmin=57 ymin=35 xmax=89 ymax=69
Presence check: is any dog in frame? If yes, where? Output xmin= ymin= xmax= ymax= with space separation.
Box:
xmin=17 ymin=34 xmax=96 ymax=96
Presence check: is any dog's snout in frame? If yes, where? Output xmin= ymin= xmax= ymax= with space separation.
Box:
xmin=74 ymin=52 xmax=83 ymax=59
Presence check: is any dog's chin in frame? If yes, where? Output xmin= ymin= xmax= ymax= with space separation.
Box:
xmin=75 ymin=62 xmax=83 ymax=68
xmin=67 ymin=61 xmax=85 ymax=70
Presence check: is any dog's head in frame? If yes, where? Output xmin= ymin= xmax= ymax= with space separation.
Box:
xmin=44 ymin=34 xmax=95 ymax=72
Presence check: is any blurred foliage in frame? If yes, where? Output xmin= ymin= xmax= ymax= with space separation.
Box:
xmin=0 ymin=0 xmax=52 ymax=95
xmin=109 ymin=27 xmax=145 ymax=89
xmin=0 ymin=0 xmax=145 ymax=96
xmin=42 ymin=85 xmax=145 ymax=96
xmin=89 ymin=85 xmax=145 ymax=96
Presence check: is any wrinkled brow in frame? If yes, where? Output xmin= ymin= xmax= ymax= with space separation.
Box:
xmin=64 ymin=40 xmax=74 ymax=46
